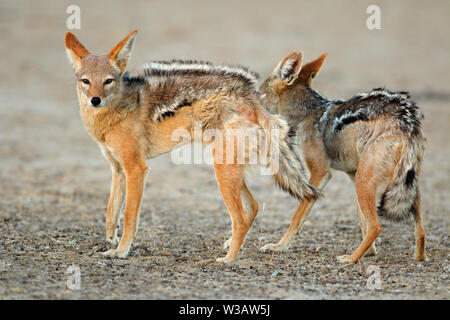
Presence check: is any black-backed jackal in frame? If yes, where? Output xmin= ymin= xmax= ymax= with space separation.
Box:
xmin=259 ymin=51 xmax=427 ymax=263
xmin=64 ymin=31 xmax=321 ymax=262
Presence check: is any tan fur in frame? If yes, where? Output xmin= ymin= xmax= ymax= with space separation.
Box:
xmin=260 ymin=51 xmax=427 ymax=264
xmin=65 ymin=32 xmax=320 ymax=261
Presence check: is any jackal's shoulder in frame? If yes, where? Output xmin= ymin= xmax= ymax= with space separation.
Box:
xmin=122 ymin=59 xmax=260 ymax=121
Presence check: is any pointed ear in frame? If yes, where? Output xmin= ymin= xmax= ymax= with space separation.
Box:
xmin=109 ymin=30 xmax=137 ymax=72
xmin=65 ymin=32 xmax=90 ymax=69
xmin=299 ymin=53 xmax=328 ymax=85
xmin=274 ymin=50 xmax=304 ymax=85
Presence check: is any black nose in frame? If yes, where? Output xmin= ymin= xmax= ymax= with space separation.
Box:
xmin=91 ymin=97 xmax=101 ymax=106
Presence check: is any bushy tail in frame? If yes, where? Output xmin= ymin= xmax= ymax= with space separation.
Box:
xmin=259 ymin=112 xmax=323 ymax=201
xmin=377 ymin=136 xmax=425 ymax=222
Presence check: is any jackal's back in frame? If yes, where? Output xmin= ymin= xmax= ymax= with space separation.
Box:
xmin=318 ymin=88 xmax=426 ymax=221
xmin=319 ymin=88 xmax=424 ymax=138
xmin=122 ymin=60 xmax=259 ymax=121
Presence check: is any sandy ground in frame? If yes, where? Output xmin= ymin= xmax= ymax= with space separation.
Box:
xmin=0 ymin=0 xmax=449 ymax=299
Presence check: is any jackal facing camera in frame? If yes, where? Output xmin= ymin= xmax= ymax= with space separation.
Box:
xmin=64 ymin=31 xmax=321 ymax=262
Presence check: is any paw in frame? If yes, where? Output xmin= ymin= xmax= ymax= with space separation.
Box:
xmin=216 ymin=255 xmax=237 ymax=263
xmin=106 ymin=235 xmax=119 ymax=246
xmin=223 ymin=238 xmax=232 ymax=250
xmin=365 ymin=246 xmax=377 ymax=257
xmin=102 ymin=248 xmax=129 ymax=259
xmin=415 ymin=252 xmax=428 ymax=262
xmin=260 ymin=243 xmax=288 ymax=252
xmin=336 ymin=254 xmax=356 ymax=264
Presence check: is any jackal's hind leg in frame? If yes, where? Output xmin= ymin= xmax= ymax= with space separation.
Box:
xmin=337 ymin=158 xmax=381 ymax=264
xmin=223 ymin=182 xmax=258 ymax=250
xmin=356 ymin=201 xmax=377 ymax=257
xmin=347 ymin=173 xmax=377 ymax=257
xmin=413 ymin=192 xmax=427 ymax=261
xmin=214 ymin=162 xmax=256 ymax=263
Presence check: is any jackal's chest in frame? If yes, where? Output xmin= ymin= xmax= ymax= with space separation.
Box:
xmin=79 ymin=110 xmax=104 ymax=142
xmin=79 ymin=104 xmax=123 ymax=143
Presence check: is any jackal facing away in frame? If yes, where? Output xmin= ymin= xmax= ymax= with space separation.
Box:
xmin=64 ymin=31 xmax=321 ymax=262
xmin=259 ymin=51 xmax=427 ymax=263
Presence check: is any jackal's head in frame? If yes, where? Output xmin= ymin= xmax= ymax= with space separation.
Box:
xmin=64 ymin=30 xmax=137 ymax=107
xmin=259 ymin=51 xmax=327 ymax=113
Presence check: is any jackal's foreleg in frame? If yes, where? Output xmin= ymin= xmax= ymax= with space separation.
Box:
xmin=103 ymin=150 xmax=126 ymax=246
xmin=260 ymin=169 xmax=330 ymax=252
xmin=103 ymin=153 xmax=148 ymax=258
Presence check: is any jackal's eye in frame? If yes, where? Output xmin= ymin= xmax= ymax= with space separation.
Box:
xmin=104 ymin=79 xmax=114 ymax=85
xmin=81 ymin=78 xmax=90 ymax=85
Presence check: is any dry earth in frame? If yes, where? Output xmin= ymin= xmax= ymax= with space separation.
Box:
xmin=0 ymin=0 xmax=449 ymax=299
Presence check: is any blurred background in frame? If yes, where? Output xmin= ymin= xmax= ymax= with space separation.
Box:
xmin=0 ymin=0 xmax=448 ymax=299
xmin=1 ymin=0 xmax=449 ymax=98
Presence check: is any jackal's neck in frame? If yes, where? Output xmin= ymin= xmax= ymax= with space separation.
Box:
xmin=304 ymin=88 xmax=333 ymax=111
xmin=283 ymin=86 xmax=332 ymax=128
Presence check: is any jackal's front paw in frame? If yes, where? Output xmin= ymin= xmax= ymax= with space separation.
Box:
xmin=415 ymin=252 xmax=428 ymax=262
xmin=260 ymin=242 xmax=288 ymax=252
xmin=336 ymin=254 xmax=357 ymax=264
xmin=222 ymin=238 xmax=232 ymax=250
xmin=102 ymin=248 xmax=129 ymax=259
xmin=365 ymin=245 xmax=377 ymax=257
xmin=216 ymin=255 xmax=237 ymax=263
xmin=106 ymin=235 xmax=119 ymax=246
